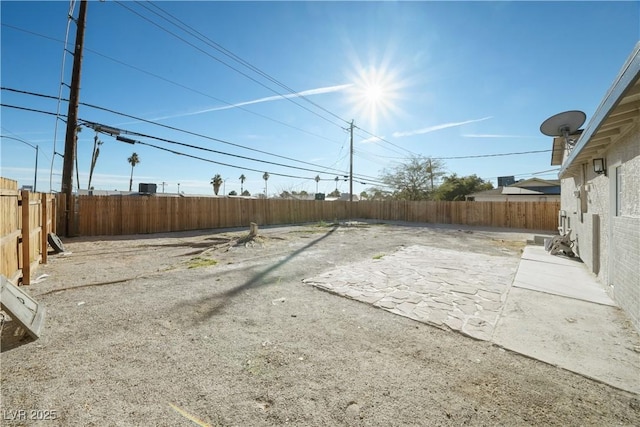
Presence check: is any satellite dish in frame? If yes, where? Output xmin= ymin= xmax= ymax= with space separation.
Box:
xmin=540 ymin=110 xmax=586 ymax=137
xmin=540 ymin=110 xmax=586 ymax=149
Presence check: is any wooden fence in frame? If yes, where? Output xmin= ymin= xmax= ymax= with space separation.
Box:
xmin=0 ymin=178 xmax=56 ymax=285
xmin=56 ymin=195 xmax=560 ymax=237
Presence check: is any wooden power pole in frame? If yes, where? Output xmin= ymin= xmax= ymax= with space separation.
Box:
xmin=61 ymin=0 xmax=88 ymax=236
xmin=349 ymin=119 xmax=354 ymax=203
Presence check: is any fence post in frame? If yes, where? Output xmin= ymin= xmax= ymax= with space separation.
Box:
xmin=51 ymin=194 xmax=57 ymax=234
xmin=41 ymin=192 xmax=48 ymax=264
xmin=20 ymin=190 xmax=31 ymax=285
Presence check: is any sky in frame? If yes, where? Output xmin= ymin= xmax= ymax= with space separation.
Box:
xmin=1 ymin=1 xmax=639 ymax=197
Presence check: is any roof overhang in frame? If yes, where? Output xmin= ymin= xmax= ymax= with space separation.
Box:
xmin=559 ymin=42 xmax=640 ymax=178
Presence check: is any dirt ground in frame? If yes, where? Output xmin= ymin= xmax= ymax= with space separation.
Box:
xmin=1 ymin=221 xmax=639 ymax=426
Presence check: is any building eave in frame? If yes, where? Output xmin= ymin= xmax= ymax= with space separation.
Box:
xmin=559 ymin=42 xmax=640 ymax=178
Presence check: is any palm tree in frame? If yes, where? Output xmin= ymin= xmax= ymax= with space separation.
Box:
xmin=239 ymin=174 xmax=246 ymax=194
xmin=127 ymin=152 xmax=140 ymax=191
xmin=210 ymin=174 xmax=223 ymax=195
xmin=315 ymin=175 xmax=321 ymax=194
xmin=262 ymin=172 xmax=270 ymax=197
xmin=87 ymin=134 xmax=103 ymax=190
xmin=334 ymin=176 xmax=339 ymax=191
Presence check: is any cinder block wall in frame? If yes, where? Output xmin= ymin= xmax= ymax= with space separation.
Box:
xmin=612 ymin=216 xmax=640 ymax=330
xmin=609 ymin=123 xmax=640 ymax=330
xmin=560 ymin=121 xmax=639 ymax=331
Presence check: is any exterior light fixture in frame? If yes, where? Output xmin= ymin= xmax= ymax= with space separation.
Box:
xmin=593 ymin=158 xmax=606 ymax=175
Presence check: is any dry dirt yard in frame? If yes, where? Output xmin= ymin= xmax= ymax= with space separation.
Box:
xmin=2 ymin=221 xmax=639 ymax=426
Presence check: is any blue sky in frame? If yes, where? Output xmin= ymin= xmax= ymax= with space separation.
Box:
xmin=2 ymin=1 xmax=639 ymax=196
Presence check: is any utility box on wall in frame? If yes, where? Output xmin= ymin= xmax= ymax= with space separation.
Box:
xmin=138 ymin=183 xmax=157 ymax=194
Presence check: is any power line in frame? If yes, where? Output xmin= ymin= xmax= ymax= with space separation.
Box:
xmin=2 ymin=22 xmax=425 ymax=176
xmin=1 ymin=87 xmax=348 ymax=175
xmin=0 ymin=103 xmax=63 ymax=118
xmin=0 ymin=22 xmax=345 ymax=146
xmin=2 ymin=100 xmax=559 ymax=187
xmin=1 ymin=100 xmax=388 ymax=187
xmin=50 ymin=1 xmax=78 ymax=193
xmin=138 ymin=0 xmax=350 ymax=125
xmin=112 ymin=0 xmax=348 ymax=129
xmin=433 ymin=150 xmax=552 ymax=160
xmin=115 ymin=136 xmax=318 ymax=180
xmin=81 ymin=119 xmax=347 ymax=177
xmin=355 ymin=126 xmax=420 ymax=157
xmin=4 ymin=17 xmax=555 ymax=189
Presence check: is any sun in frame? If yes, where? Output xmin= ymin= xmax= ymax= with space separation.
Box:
xmin=363 ymin=82 xmax=384 ymax=104
xmin=346 ymin=64 xmax=404 ymax=132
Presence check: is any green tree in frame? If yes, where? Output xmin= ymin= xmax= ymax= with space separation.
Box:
xmin=315 ymin=175 xmax=321 ymax=193
xmin=127 ymin=152 xmax=140 ymax=191
xmin=434 ymin=174 xmax=493 ymax=201
xmin=328 ymin=189 xmax=341 ymax=198
xmin=210 ymin=174 xmax=223 ymax=195
xmin=379 ymin=156 xmax=446 ymax=201
xmin=242 ymin=190 xmax=251 ymax=197
xmin=228 ymin=190 xmax=238 ymax=196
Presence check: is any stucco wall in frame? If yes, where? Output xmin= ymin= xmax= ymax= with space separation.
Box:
xmin=561 ymin=121 xmax=639 ymax=330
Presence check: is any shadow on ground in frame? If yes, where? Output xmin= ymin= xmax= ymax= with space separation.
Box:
xmin=176 ymin=226 xmax=338 ymax=323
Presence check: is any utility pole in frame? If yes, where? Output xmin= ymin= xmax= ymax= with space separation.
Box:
xmin=33 ymin=145 xmax=38 ymax=192
xmin=161 ymin=182 xmax=167 ymax=193
xmin=349 ymin=120 xmax=354 ymax=203
xmin=61 ymin=0 xmax=88 ymax=236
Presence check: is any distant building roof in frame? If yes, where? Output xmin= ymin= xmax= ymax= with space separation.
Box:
xmin=467 ymin=177 xmax=560 ymax=198
xmin=502 ymin=187 xmax=544 ymax=195
xmin=510 ymin=178 xmax=560 ymax=188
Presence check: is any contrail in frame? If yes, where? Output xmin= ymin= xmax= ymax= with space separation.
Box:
xmin=151 ymin=83 xmax=354 ymax=121
xmin=392 ymin=116 xmax=492 ymax=138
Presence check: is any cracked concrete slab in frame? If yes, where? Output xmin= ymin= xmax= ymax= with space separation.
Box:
xmin=303 ymin=244 xmax=640 ymax=394
xmin=303 ymin=245 xmax=517 ymax=339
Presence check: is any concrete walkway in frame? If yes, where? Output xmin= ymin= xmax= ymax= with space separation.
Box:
xmin=304 ymin=245 xmax=640 ymax=394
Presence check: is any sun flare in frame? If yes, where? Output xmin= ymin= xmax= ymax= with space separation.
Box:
xmin=346 ymin=64 xmax=404 ymax=132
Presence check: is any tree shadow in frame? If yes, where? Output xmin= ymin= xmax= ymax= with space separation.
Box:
xmin=177 ymin=225 xmax=339 ymax=323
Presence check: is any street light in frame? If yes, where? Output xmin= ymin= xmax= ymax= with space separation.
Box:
xmin=223 ymin=177 xmax=229 ymax=196
xmin=1 ymin=135 xmax=39 ymax=191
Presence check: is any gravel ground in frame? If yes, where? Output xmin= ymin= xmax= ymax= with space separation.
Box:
xmin=1 ymin=221 xmax=639 ymax=426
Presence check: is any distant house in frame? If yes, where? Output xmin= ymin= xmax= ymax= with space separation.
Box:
xmin=548 ymin=42 xmax=639 ymax=331
xmin=466 ymin=178 xmax=560 ymax=202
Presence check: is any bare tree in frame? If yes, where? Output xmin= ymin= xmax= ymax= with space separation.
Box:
xmin=379 ymin=156 xmax=446 ymax=200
